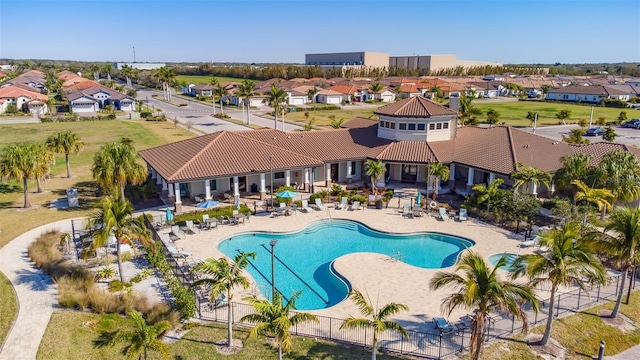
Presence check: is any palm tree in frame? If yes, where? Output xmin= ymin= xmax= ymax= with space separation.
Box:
xmin=553 ymin=153 xmax=592 ymax=201
xmin=562 ymin=128 xmax=590 ymax=144
xmin=90 ymin=64 xmax=100 ymax=81
xmin=92 ymin=141 xmax=147 ymax=199
xmin=264 ymin=84 xmax=288 ymax=130
xmin=240 ymin=292 xmax=318 ymax=360
xmin=213 ymin=85 xmax=228 ymax=114
xmin=154 ymin=66 xmax=176 ymax=101
xmin=510 ymin=163 xmax=552 ymax=196
xmin=46 ymin=130 xmax=84 ymax=178
xmin=540 ymin=84 xmax=551 ymax=97
xmin=340 ymin=288 xmax=409 ymax=360
xmin=102 ymin=64 xmax=113 ymax=81
xmin=234 ymin=79 xmax=255 ymax=122
xmin=458 ymin=93 xmax=482 ymax=126
xmin=572 ymin=180 xmax=615 ymax=219
xmin=430 ymin=251 xmax=538 ymax=360
xmin=596 ymin=150 xmax=640 ymax=203
xmin=427 ymin=162 xmax=450 ymax=200
xmin=365 ymin=159 xmax=386 ymax=196
xmin=89 ymin=196 xmax=151 ymax=282
xmin=329 ymin=117 xmax=345 ymax=129
xmin=307 ymin=86 xmax=319 ymax=109
xmin=103 ymin=310 xmax=171 ymax=360
xmin=429 ymin=85 xmax=441 ymax=99
xmin=121 ymin=64 xmax=134 ymax=88
xmin=512 ymin=223 xmax=605 ymax=346
xmin=191 ymin=252 xmax=257 ymax=347
xmin=33 ymin=144 xmax=55 ymax=193
xmin=0 ymin=143 xmax=40 ymax=208
xmin=600 ymin=207 xmax=640 ymax=318
xmin=472 ymin=178 xmax=504 ymax=211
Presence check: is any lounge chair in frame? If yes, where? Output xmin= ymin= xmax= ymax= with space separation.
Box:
xmin=336 ymin=197 xmax=348 ymax=210
xmin=349 ymin=201 xmax=361 ymax=211
xmin=245 ymin=212 xmax=251 ymax=223
xmin=182 ymin=220 xmax=198 ymax=234
xmin=433 ymin=317 xmax=457 ymax=335
xmin=520 ymin=235 xmax=542 ymax=248
xmin=170 ymin=225 xmax=185 ymax=239
xmin=159 ymin=233 xmax=172 ymax=246
xmin=402 ymin=203 xmax=410 ymax=214
xmin=200 ymin=214 xmax=210 ymax=230
xmin=194 ymin=195 xmax=203 ymax=203
xmin=439 ymin=207 xmax=450 ymax=221
xmin=291 ymin=204 xmax=298 ymax=214
xmin=301 ymin=200 xmax=313 ymax=213
xmin=459 ymin=208 xmax=468 ymax=221
xmin=315 ymin=198 xmax=325 ymax=210
xmin=166 ymin=244 xmax=192 ymax=258
xmin=272 ymin=207 xmax=284 ymax=217
xmin=412 ymin=208 xmax=422 ymax=218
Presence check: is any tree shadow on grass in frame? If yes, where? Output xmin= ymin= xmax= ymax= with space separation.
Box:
xmin=0 ymin=201 xmax=16 ymax=209
xmin=0 ymin=183 xmax=21 ymax=194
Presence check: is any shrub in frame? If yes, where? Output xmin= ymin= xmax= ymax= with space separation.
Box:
xmin=95 ymin=266 xmax=115 ymax=280
xmin=120 ymin=252 xmax=133 ymax=262
xmin=108 ymin=280 xmax=132 ymax=292
xmin=173 ymin=204 xmax=252 ymax=225
xmin=214 ymin=113 xmax=230 ymax=119
xmin=349 ymin=195 xmax=366 ymax=204
xmin=330 ymin=184 xmax=342 ymax=196
xmin=130 ymin=269 xmax=154 ymax=283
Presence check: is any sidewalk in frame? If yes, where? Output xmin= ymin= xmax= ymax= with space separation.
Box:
xmin=605 ymin=344 xmax=640 ymax=360
xmin=0 ymin=218 xmax=79 ymax=360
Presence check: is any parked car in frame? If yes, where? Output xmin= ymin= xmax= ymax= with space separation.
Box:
xmin=585 ymin=127 xmax=605 ymax=136
xmin=622 ymin=119 xmax=640 ymax=128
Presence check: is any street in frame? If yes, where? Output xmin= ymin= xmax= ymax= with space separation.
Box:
xmin=524 ymin=124 xmax=640 ymax=146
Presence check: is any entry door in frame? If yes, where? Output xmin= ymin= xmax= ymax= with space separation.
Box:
xmin=401 ymin=165 xmax=418 ymax=183
xmin=330 ymin=164 xmax=339 ymax=182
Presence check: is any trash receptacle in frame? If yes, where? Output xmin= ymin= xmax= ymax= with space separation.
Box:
xmin=251 ymin=183 xmax=258 ymax=193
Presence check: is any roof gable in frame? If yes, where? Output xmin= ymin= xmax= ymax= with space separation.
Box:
xmin=374 ymin=96 xmax=457 ymax=118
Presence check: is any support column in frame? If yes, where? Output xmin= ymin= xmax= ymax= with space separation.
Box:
xmin=205 ymin=179 xmax=212 ymax=200
xmin=168 ymin=182 xmax=174 ymax=197
xmin=550 ymin=182 xmax=555 ymax=195
xmin=488 ymin=172 xmax=495 ymax=184
xmin=233 ymin=176 xmax=239 ymax=197
xmin=260 ymin=173 xmax=266 ymax=200
xmin=531 ymin=182 xmax=538 ymax=196
xmin=285 ymin=170 xmax=291 ymax=187
xmin=304 ymin=168 xmax=310 ymax=191
xmin=161 ymin=178 xmax=168 ymax=194
xmin=466 ymin=167 xmax=474 ymax=191
xmin=346 ymin=161 xmax=353 ymax=184
xmin=449 ymin=163 xmax=456 ymax=190
xmin=174 ymin=182 xmax=182 ymax=213
xmin=150 ymin=168 xmax=157 ymax=180
xmin=156 ymin=174 xmax=162 ymax=186
xmin=325 ymin=163 xmax=332 ymax=187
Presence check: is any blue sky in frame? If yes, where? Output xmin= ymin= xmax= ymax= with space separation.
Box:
xmin=1 ymin=0 xmax=639 ymax=64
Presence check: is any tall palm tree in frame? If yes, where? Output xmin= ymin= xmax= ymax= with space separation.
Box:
xmin=553 ymin=153 xmax=593 ymax=202
xmin=429 ymin=85 xmax=441 ymax=99
xmin=213 ymin=85 xmax=228 ymax=114
xmin=90 ymin=64 xmax=100 ymax=81
xmin=154 ymin=66 xmax=176 ymax=101
xmin=340 ymin=288 xmax=409 ymax=360
xmin=600 ymin=207 xmax=640 ymax=318
xmin=191 ymin=252 xmax=257 ymax=348
xmin=512 ymin=223 xmax=605 ymax=346
xmin=365 ymin=159 xmax=386 ymax=196
xmin=46 ymin=130 xmax=84 ymax=178
xmin=430 ymin=251 xmax=538 ymax=360
xmin=104 ymin=310 xmax=171 ymax=360
xmin=472 ymin=178 xmax=504 ymax=211
xmin=121 ymin=64 xmax=134 ymax=88
xmin=264 ymin=84 xmax=288 ymax=130
xmin=458 ymin=93 xmax=482 ymax=126
xmin=369 ymin=82 xmax=383 ymax=101
xmin=102 ymin=64 xmax=113 ymax=81
xmin=0 ymin=143 xmax=40 ymax=208
xmin=89 ymin=196 xmax=151 ymax=282
xmin=92 ymin=141 xmax=147 ymax=199
xmin=510 ymin=163 xmax=552 ymax=196
xmin=240 ymin=292 xmax=318 ymax=360
xmin=596 ymin=150 xmax=640 ymax=203
xmin=427 ymin=162 xmax=450 ymax=200
xmin=307 ymin=86 xmax=318 ymax=109
xmin=33 ymin=144 xmax=55 ymax=193
xmin=572 ymin=180 xmax=615 ymax=219
xmin=234 ymin=79 xmax=255 ymax=122
xmin=562 ymin=128 xmax=590 ymax=144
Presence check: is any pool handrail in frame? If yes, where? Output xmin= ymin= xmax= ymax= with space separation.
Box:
xmin=239 ymin=249 xmax=290 ymax=303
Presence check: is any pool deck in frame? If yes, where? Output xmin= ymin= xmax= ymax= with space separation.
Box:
xmin=160 ymin=206 xmax=545 ymax=333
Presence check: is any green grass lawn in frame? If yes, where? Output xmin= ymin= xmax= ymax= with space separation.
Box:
xmin=0 ymin=271 xmax=18 ymax=349
xmin=176 ymin=75 xmax=247 ymax=85
xmin=285 ymin=108 xmax=377 ymax=127
xmin=37 ymin=311 xmax=407 ymax=360
xmin=474 ymin=101 xmax=632 ymax=127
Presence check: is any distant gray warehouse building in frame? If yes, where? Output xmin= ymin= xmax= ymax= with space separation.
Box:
xmin=113 ymin=62 xmax=166 ymax=70
xmin=305 ymin=52 xmax=390 ymax=68
xmin=389 ymin=54 xmax=502 ymax=72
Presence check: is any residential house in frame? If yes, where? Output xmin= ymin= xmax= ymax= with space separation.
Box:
xmin=325 ymin=84 xmax=359 ymax=103
xmin=466 ymin=81 xmax=503 ymax=98
xmin=316 ymin=89 xmax=344 ymax=104
xmin=625 ymin=79 xmax=640 ymax=87
xmin=396 ymin=84 xmax=427 ymax=99
xmin=138 ymin=95 xmax=640 ymax=213
xmin=66 ymin=85 xmax=136 ymax=113
xmin=545 ymin=85 xmax=633 ymax=103
xmin=0 ymin=85 xmax=48 ymax=115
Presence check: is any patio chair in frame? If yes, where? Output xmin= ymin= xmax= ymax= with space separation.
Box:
xmin=336 ymin=197 xmax=348 ymax=210
xmin=200 ymin=214 xmax=210 ymax=230
xmin=412 ymin=208 xmax=422 ymax=218
xmin=159 ymin=233 xmax=172 ymax=247
xmin=315 ymin=198 xmax=325 ymax=210
xmin=349 ymin=201 xmax=361 ymax=211
xmin=402 ymin=203 xmax=410 ymax=214
xmin=182 ymin=220 xmax=198 ymax=234
xmin=279 ymin=202 xmax=286 ymax=209
xmin=438 ymin=207 xmax=450 ymax=221
xmin=194 ymin=195 xmax=203 ymax=203
xmin=170 ymin=225 xmax=185 ymax=239
xmin=291 ymin=204 xmax=298 ymax=214
xmin=166 ymin=244 xmax=192 ymax=258
xmin=458 ymin=208 xmax=468 ymax=221
xmin=433 ymin=317 xmax=457 ymax=335
xmin=301 ymin=200 xmax=313 ymax=213
xmin=245 ymin=212 xmax=251 ymax=223
xmin=520 ymin=235 xmax=542 ymax=248
xmin=272 ymin=207 xmax=284 ymax=218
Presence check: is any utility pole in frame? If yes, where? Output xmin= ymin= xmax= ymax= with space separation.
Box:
xmin=533 ymin=111 xmax=538 ymax=134
xmin=589 ymin=105 xmax=594 ymax=128
xmin=132 ymin=46 xmax=136 ymax=63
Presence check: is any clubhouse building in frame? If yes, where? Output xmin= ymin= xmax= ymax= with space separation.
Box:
xmin=139 ymin=97 xmax=640 ymax=212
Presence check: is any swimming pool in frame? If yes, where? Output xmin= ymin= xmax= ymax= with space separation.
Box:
xmin=218 ymin=219 xmax=474 ymax=310
xmin=488 ymin=253 xmax=519 ymax=272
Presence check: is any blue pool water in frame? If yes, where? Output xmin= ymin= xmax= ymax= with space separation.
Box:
xmin=218 ymin=219 xmax=474 ymax=310
xmin=488 ymin=253 xmax=519 ymax=272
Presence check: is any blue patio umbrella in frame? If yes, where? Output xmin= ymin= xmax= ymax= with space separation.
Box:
xmin=276 ymin=190 xmax=298 ymax=198
xmin=196 ymin=200 xmax=219 ymax=209
xmin=165 ymin=207 xmax=173 ymax=223
xmin=416 ymin=192 xmax=422 ymax=206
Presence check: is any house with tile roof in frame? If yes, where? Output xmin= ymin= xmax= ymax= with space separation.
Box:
xmin=545 ymin=85 xmax=634 ymax=103
xmin=138 ymin=96 xmax=640 ymax=212
xmin=0 ymin=85 xmax=49 ymax=115
xmin=66 ymin=85 xmax=136 ymax=113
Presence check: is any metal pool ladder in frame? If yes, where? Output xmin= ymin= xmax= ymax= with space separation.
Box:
xmin=389 ymin=250 xmax=406 ymax=263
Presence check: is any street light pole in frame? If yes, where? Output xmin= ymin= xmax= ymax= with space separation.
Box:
xmin=146 ymin=96 xmax=149 ymax=111
xmin=270 ymin=239 xmax=278 ymax=301
xmin=269 ymin=155 xmax=274 ymax=211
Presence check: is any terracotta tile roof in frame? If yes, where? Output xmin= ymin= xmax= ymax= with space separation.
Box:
xmin=64 ymin=80 xmax=101 ymax=91
xmin=397 ymin=84 xmax=425 ymax=93
xmin=450 ymin=127 xmax=517 ymax=174
xmin=374 ymin=96 xmax=457 ymax=118
xmin=377 ymin=141 xmax=436 ymax=163
xmin=139 ymin=131 xmax=324 ymax=182
xmin=547 ymin=85 xmax=631 ymax=96
xmin=342 ymin=117 xmax=378 ymax=129
xmin=317 ymin=89 xmax=343 ymax=96
xmin=0 ymin=85 xmax=47 ymax=101
xmin=326 ymin=84 xmax=359 ymax=94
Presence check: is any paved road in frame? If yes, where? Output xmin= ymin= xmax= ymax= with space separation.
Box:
xmin=523 ymin=124 xmax=640 ymax=147
xmin=135 ymin=87 xmax=302 ymax=133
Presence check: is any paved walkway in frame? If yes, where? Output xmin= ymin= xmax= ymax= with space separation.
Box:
xmin=0 ymin=218 xmax=78 ymax=360
xmin=606 ymin=344 xmax=640 ymax=360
